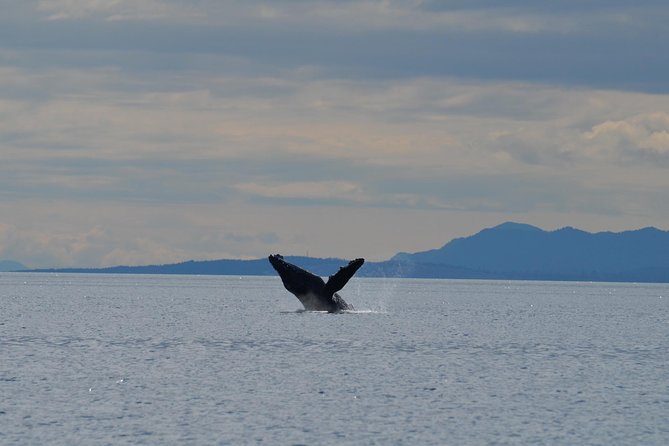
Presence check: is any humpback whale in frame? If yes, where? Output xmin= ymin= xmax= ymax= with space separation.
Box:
xmin=268 ymin=254 xmax=364 ymax=312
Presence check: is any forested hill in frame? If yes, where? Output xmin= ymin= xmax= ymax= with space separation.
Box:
xmin=392 ymin=222 xmax=669 ymax=282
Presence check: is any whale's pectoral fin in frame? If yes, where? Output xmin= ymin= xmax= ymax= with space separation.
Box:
xmin=324 ymin=258 xmax=364 ymax=294
xmin=268 ymin=254 xmax=325 ymax=296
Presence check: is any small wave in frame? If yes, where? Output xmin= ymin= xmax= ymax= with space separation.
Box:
xmin=279 ymin=309 xmax=385 ymax=314
xmin=341 ymin=309 xmax=387 ymax=314
xmin=279 ymin=309 xmax=327 ymax=314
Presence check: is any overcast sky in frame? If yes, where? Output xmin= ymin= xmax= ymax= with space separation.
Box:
xmin=2 ymin=1 xmax=669 ymax=268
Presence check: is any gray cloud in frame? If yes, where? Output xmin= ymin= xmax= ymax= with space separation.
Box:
xmin=1 ymin=1 xmax=667 ymax=92
xmin=2 ymin=1 xmax=669 ymax=267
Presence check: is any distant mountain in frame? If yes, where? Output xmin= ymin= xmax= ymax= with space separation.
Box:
xmin=24 ymin=222 xmax=669 ymax=283
xmin=393 ymin=222 xmax=669 ymax=282
xmin=0 ymin=260 xmax=27 ymax=272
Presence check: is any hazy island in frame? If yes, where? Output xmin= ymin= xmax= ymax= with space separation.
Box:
xmin=0 ymin=260 xmax=27 ymax=273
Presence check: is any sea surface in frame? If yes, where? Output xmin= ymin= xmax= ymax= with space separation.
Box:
xmin=1 ymin=273 xmax=668 ymax=445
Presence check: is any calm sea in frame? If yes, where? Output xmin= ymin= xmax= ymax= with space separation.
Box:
xmin=1 ymin=273 xmax=667 ymax=445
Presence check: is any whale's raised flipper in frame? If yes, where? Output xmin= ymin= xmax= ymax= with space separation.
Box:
xmin=324 ymin=258 xmax=365 ymax=295
xmin=268 ymin=254 xmax=364 ymax=312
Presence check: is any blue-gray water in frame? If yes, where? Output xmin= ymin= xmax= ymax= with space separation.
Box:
xmin=1 ymin=273 xmax=668 ymax=445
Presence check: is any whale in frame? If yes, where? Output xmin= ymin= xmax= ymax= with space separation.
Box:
xmin=268 ymin=254 xmax=364 ymax=312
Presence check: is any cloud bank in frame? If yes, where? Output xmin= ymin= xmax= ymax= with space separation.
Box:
xmin=1 ymin=1 xmax=669 ymax=267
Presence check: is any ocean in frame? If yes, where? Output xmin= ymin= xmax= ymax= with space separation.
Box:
xmin=1 ymin=273 xmax=667 ymax=445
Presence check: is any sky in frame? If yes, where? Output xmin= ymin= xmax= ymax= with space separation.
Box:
xmin=2 ymin=1 xmax=669 ymax=268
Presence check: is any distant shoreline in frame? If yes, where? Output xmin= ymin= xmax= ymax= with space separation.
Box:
xmin=11 ymin=222 xmax=669 ymax=284
xmin=19 ymin=259 xmax=669 ymax=284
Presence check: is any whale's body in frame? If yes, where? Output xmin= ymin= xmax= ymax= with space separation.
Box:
xmin=268 ymin=254 xmax=364 ymax=312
